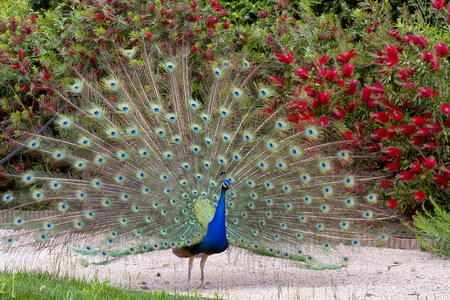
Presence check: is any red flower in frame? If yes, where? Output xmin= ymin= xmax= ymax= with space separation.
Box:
xmin=373 ymin=112 xmax=390 ymax=124
xmin=192 ymin=45 xmax=199 ymax=52
xmin=411 ymin=162 xmax=423 ymax=173
xmin=436 ymin=42 xmax=448 ymax=57
xmin=342 ymin=63 xmax=354 ymax=77
xmin=11 ymin=63 xmax=20 ymax=69
xmin=434 ymin=174 xmax=445 ymax=184
xmin=419 ymin=86 xmax=432 ymax=98
xmin=269 ymin=75 xmax=285 ymax=87
xmin=399 ymin=171 xmax=414 ymax=181
xmin=317 ymin=91 xmax=330 ymax=105
xmin=399 ymin=124 xmax=415 ymax=135
xmin=441 ymin=103 xmax=450 ymax=114
xmin=125 ymin=17 xmax=132 ymax=24
xmin=414 ymin=190 xmax=426 ymax=202
xmin=211 ymin=0 xmax=218 ymax=6
xmin=89 ymin=57 xmax=96 ymax=65
xmin=373 ymin=128 xmax=387 ymax=140
xmin=325 ymin=69 xmax=338 ymax=81
xmin=146 ymin=32 xmax=153 ymax=39
xmin=318 ymin=116 xmax=329 ymax=126
xmin=318 ymin=55 xmax=329 ymax=65
xmin=424 ymin=156 xmax=437 ymax=169
xmin=332 ymin=107 xmax=345 ymax=120
xmin=398 ymin=67 xmax=414 ymax=80
xmin=94 ymin=13 xmax=106 ymax=21
xmin=368 ymin=143 xmax=381 ymax=152
xmin=412 ymin=116 xmax=426 ymax=126
xmin=336 ymin=50 xmax=356 ymax=63
xmin=387 ymin=147 xmax=402 ymax=160
xmin=386 ymin=199 xmax=398 ymax=209
xmin=361 ymin=87 xmax=372 ymax=101
xmin=345 ymin=79 xmax=358 ymax=95
xmin=42 ymin=72 xmax=51 ymax=80
xmin=378 ymin=45 xmax=399 ymax=67
xmin=277 ymin=52 xmax=294 ymax=64
xmin=391 ymin=110 xmax=403 ymax=122
xmin=417 ymin=127 xmax=429 ymax=137
xmin=337 ymin=78 xmax=345 ymax=86
xmin=294 ymin=67 xmax=309 ymax=80
xmin=422 ymin=142 xmax=437 ymax=151
xmin=431 ymin=0 xmax=447 ymax=11
xmin=428 ymin=122 xmax=442 ymax=133
xmin=380 ymin=179 xmax=393 ymax=189
xmin=389 ymin=29 xmax=402 ymax=41
xmin=223 ymin=21 xmax=230 ymax=30
xmin=387 ymin=162 xmax=400 ymax=172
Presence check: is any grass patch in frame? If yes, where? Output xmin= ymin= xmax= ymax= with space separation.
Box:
xmin=0 ymin=269 xmax=203 ymax=300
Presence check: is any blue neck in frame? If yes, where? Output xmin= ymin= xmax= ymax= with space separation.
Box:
xmin=190 ymin=187 xmax=228 ymax=255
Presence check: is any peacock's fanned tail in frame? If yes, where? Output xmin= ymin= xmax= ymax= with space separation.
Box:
xmin=1 ymin=36 xmax=394 ymax=270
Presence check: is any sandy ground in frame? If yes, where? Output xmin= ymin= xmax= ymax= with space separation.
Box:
xmin=1 ymin=244 xmax=450 ymax=300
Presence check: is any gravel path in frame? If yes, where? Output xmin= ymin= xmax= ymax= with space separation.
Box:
xmin=1 ymin=244 xmax=449 ymax=299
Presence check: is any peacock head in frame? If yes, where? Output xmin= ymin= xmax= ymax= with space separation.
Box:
xmin=222 ymin=179 xmax=233 ymax=190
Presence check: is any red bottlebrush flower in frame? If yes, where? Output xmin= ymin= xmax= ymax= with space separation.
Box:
xmin=211 ymin=0 xmax=218 ymax=6
xmin=422 ymin=52 xmax=434 ymax=62
xmin=125 ymin=17 xmax=132 ymax=24
xmin=19 ymin=83 xmax=28 ymax=91
xmin=332 ymin=107 xmax=345 ymax=120
xmin=385 ymin=126 xmax=397 ymax=140
xmin=412 ymin=116 xmax=427 ymax=126
xmin=258 ymin=9 xmax=269 ymax=19
xmin=389 ymin=29 xmax=402 ymax=41
xmin=42 ymin=72 xmax=51 ymax=80
xmin=391 ymin=110 xmax=403 ymax=122
xmin=424 ymin=156 xmax=437 ymax=169
xmin=11 ymin=63 xmax=20 ymax=69
xmin=411 ymin=162 xmax=423 ymax=173
xmin=414 ymin=190 xmax=426 ymax=202
xmin=277 ymin=52 xmax=294 ymax=64
xmin=417 ymin=127 xmax=430 ymax=137
xmin=387 ymin=147 xmax=402 ymax=160
xmin=419 ymin=86 xmax=432 ymax=98
xmin=397 ymin=67 xmax=414 ymax=80
xmin=192 ymin=45 xmax=199 ymax=52
xmin=94 ymin=13 xmax=106 ymax=21
xmin=18 ymin=49 xmax=25 ymax=60
xmin=399 ymin=124 xmax=415 ymax=135
xmin=190 ymin=2 xmax=197 ymax=9
xmin=318 ymin=55 xmax=329 ymax=65
xmin=386 ymin=199 xmax=398 ymax=209
xmin=223 ymin=21 xmax=230 ymax=30
xmin=15 ymin=164 xmax=23 ymax=171
xmin=387 ymin=162 xmax=401 ymax=172
xmin=268 ymin=75 xmax=285 ymax=87
xmin=434 ymin=174 xmax=445 ymax=184
xmin=380 ymin=179 xmax=393 ymax=189
xmin=366 ymin=26 xmax=374 ymax=33
xmin=294 ymin=67 xmax=309 ymax=80
xmin=343 ymin=131 xmax=355 ymax=140
xmin=415 ymin=35 xmax=429 ymax=48
xmin=378 ymin=45 xmax=399 ymax=67
xmin=32 ymin=48 xmax=40 ymax=56
xmin=345 ymin=79 xmax=358 ymax=95
xmin=368 ymin=143 xmax=381 ymax=152
xmin=342 ymin=63 xmax=354 ymax=77
xmin=422 ymin=142 xmax=437 ymax=151
xmin=317 ymin=91 xmax=330 ymax=105
xmin=284 ymin=114 xmax=300 ymax=123
xmin=262 ymin=108 xmax=276 ymax=116
xmin=336 ymin=50 xmax=356 ymax=63
xmin=373 ymin=128 xmax=387 ymax=140
xmin=89 ymin=57 xmax=96 ymax=65
xmin=373 ymin=112 xmax=390 ymax=124
xmin=436 ymin=42 xmax=448 ymax=57
xmin=325 ymin=69 xmax=338 ymax=81
xmin=431 ymin=0 xmax=447 ymax=11
xmin=428 ymin=122 xmax=442 ymax=133
xmin=400 ymin=170 xmax=414 ymax=181
xmin=337 ymin=78 xmax=345 ymax=86
xmin=441 ymin=103 xmax=450 ymax=114
xmin=346 ymin=103 xmax=356 ymax=113
xmin=318 ymin=116 xmax=329 ymax=126
xmin=361 ymin=87 xmax=372 ymax=101
xmin=446 ymin=119 xmax=450 ymax=128
xmin=146 ymin=32 xmax=153 ymax=39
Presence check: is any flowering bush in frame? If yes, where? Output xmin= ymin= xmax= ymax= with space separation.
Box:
xmin=1 ymin=0 xmax=450 ymax=219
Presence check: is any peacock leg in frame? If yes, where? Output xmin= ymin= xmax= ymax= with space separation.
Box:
xmin=187 ymin=256 xmax=194 ymax=288
xmin=199 ymin=254 xmax=209 ymax=288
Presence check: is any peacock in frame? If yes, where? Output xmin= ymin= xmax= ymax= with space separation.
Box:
xmin=0 ymin=8 xmax=396 ymax=288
